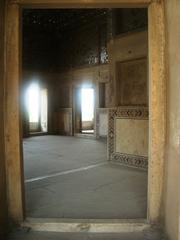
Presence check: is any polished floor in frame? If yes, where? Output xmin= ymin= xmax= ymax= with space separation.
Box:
xmin=23 ymin=135 xmax=147 ymax=219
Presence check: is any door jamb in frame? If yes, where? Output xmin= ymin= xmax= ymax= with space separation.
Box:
xmin=4 ymin=0 xmax=166 ymax=225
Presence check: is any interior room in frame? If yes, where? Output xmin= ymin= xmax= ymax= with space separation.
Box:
xmin=22 ymin=8 xmax=149 ymax=219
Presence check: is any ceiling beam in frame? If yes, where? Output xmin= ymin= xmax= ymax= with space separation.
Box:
xmin=11 ymin=0 xmax=153 ymax=8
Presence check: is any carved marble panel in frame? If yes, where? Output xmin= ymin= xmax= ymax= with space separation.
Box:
xmin=108 ymin=106 xmax=148 ymax=169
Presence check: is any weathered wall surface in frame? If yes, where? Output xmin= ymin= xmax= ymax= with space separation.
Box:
xmin=164 ymin=1 xmax=180 ymax=239
xmin=116 ymin=119 xmax=148 ymax=157
xmin=0 ymin=0 xmax=7 ymax=237
xmin=116 ymin=57 xmax=148 ymax=106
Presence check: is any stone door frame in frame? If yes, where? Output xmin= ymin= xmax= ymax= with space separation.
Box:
xmin=5 ymin=0 xmax=166 ymax=225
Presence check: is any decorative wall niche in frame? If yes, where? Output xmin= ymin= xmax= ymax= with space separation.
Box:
xmin=116 ymin=57 xmax=148 ymax=106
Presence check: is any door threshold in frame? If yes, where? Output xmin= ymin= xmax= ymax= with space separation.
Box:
xmin=21 ymin=218 xmax=150 ymax=233
xmin=29 ymin=132 xmax=48 ymax=137
xmin=75 ymin=133 xmax=95 ymax=139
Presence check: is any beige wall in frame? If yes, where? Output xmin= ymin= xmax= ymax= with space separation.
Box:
xmin=164 ymin=1 xmax=180 ymax=240
xmin=116 ymin=57 xmax=148 ymax=106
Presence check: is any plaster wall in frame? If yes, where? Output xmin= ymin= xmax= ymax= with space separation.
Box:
xmin=164 ymin=1 xmax=180 ymax=239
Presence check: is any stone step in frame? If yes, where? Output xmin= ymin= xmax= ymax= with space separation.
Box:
xmin=8 ymin=219 xmax=166 ymax=240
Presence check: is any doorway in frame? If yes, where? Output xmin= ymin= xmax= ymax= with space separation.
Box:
xmin=81 ymin=87 xmax=95 ymax=134
xmin=73 ymin=86 xmax=95 ymax=136
xmin=4 ymin=0 xmax=166 ymax=226
xmin=26 ymin=82 xmax=48 ymax=134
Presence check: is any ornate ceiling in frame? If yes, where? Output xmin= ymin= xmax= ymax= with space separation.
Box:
xmin=22 ymin=9 xmax=147 ymax=71
xmin=23 ymin=9 xmax=108 ymax=34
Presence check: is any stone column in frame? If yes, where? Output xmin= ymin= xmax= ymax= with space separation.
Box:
xmin=148 ymin=1 xmax=166 ymax=223
xmin=5 ymin=1 xmax=25 ymax=223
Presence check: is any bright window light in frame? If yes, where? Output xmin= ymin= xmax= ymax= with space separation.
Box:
xmin=26 ymin=83 xmax=40 ymax=123
xmin=81 ymin=88 xmax=94 ymax=121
